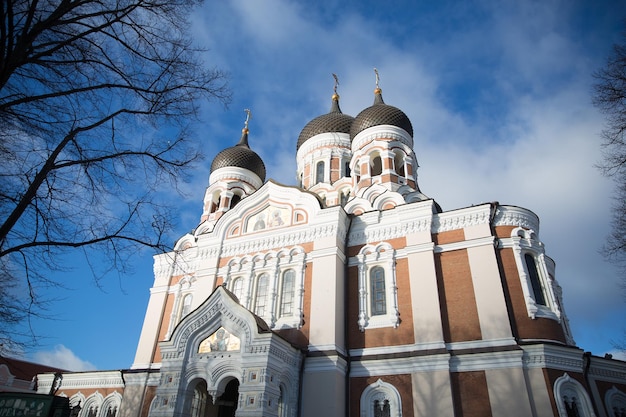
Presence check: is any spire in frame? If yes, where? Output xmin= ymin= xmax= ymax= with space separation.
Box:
xmin=373 ymin=68 xmax=384 ymax=105
xmin=237 ymin=108 xmax=251 ymax=147
xmin=331 ymin=73 xmax=342 ymax=113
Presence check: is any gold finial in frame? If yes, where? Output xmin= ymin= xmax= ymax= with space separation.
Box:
xmin=374 ymin=67 xmax=382 ymax=94
xmin=243 ymin=108 xmax=251 ymax=133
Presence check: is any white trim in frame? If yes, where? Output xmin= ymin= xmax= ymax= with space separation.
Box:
xmin=605 ymin=386 xmax=626 ymax=416
xmin=449 ymin=349 xmax=524 ymax=372
xmin=350 ymin=341 xmax=446 ymax=357
xmin=356 ymin=242 xmax=399 ymax=331
xmin=352 ymin=124 xmax=413 ymax=152
xmin=350 ymin=354 xmax=451 ymax=377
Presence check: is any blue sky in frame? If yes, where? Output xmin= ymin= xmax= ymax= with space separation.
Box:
xmin=21 ymin=0 xmax=626 ymax=370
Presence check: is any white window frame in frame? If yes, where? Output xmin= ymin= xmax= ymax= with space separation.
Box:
xmin=222 ymin=247 xmax=306 ymax=330
xmin=554 ymin=373 xmax=596 ymax=417
xmin=360 ymin=379 xmax=402 ymax=417
xmin=605 ymin=386 xmax=626 ymax=417
xmin=510 ymin=228 xmax=561 ymax=321
xmin=356 ymin=242 xmax=399 ymax=331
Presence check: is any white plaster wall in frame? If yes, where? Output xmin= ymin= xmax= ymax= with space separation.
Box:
xmin=411 ymin=370 xmax=455 ymax=417
xmin=466 ymin=244 xmax=513 ymax=342
xmin=307 ymin=248 xmax=345 ymax=349
xmin=524 ymin=368 xmax=555 ymax=417
xmin=301 ymin=366 xmax=345 ymax=417
xmin=486 ymin=367 xmax=534 ymax=417
xmin=132 ymin=286 xmax=168 ymax=369
xmin=407 ymin=250 xmax=445 ymax=346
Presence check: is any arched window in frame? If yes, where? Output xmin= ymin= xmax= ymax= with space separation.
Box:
xmin=254 ymin=273 xmax=269 ymax=316
xmin=278 ymin=385 xmax=287 ymax=417
xmin=356 ymin=243 xmax=399 ymax=331
xmin=340 ymin=191 xmax=350 ymax=207
xmin=525 ymin=254 xmax=546 ymax=305
xmin=605 ymin=387 xmax=626 ymax=417
xmin=370 ymin=154 xmax=382 ymax=176
xmin=344 ymin=161 xmax=351 ymax=177
xmin=370 ymin=267 xmax=386 ymax=316
xmin=181 ymin=294 xmax=193 ymax=317
xmin=394 ymin=152 xmax=405 ymax=177
xmin=190 ymin=381 xmax=207 ymax=417
xmin=231 ymin=278 xmax=243 ymax=303
xmin=316 ymin=161 xmax=325 ymax=184
xmin=280 ymin=270 xmax=295 ymax=317
xmin=230 ymin=194 xmax=241 ymax=208
xmin=554 ymin=373 xmax=594 ymax=417
xmin=360 ymin=379 xmax=402 ymax=417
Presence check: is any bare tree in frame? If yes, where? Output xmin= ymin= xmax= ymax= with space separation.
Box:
xmin=0 ymin=0 xmax=229 ymax=349
xmin=593 ymin=31 xmax=626 ymax=351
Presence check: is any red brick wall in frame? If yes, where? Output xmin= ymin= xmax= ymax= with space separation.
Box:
xmin=434 ymin=250 xmax=482 ymax=343
xmin=451 ymin=371 xmax=492 ymax=417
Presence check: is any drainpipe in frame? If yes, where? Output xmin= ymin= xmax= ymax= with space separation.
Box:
xmin=344 ymin=215 xmax=353 ymax=417
xmin=582 ymin=352 xmax=599 ymax=416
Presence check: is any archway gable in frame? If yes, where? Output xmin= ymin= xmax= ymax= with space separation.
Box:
xmin=160 ymin=285 xmax=271 ymax=361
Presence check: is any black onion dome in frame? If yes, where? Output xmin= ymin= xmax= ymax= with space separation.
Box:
xmin=210 ymin=129 xmax=266 ymax=182
xmin=296 ymin=94 xmax=354 ymax=150
xmin=350 ymin=88 xmax=413 ymax=140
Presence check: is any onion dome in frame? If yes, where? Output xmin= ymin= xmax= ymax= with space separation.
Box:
xmin=350 ymin=84 xmax=413 ymax=140
xmin=210 ymin=116 xmax=266 ymax=182
xmin=296 ymin=85 xmax=354 ymax=151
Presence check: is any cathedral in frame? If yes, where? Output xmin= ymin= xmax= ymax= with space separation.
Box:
xmin=36 ymin=75 xmax=626 ymax=417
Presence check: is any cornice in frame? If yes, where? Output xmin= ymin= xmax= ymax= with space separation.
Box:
xmin=351 ymin=125 xmax=413 ymax=152
xmin=493 ymin=205 xmax=540 ymax=234
xmin=296 ymin=132 xmax=351 ymax=161
xmin=432 ymin=204 xmax=492 ymax=233
xmin=38 ymin=371 xmax=125 ymax=392
xmin=208 ymin=167 xmax=263 ymax=190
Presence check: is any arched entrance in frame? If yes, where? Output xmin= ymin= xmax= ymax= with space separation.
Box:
xmin=190 ymin=379 xmax=239 ymax=417
xmin=209 ymin=379 xmax=239 ymax=417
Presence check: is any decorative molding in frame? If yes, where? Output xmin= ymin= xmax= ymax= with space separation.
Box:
xmin=493 ymin=205 xmax=540 ymax=235
xmin=208 ymin=166 xmax=263 ymax=190
xmin=432 ymin=204 xmax=492 ymax=233
xmin=351 ymin=125 xmax=413 ymax=152
xmin=296 ymin=132 xmax=351 ymax=162
xmin=38 ymin=371 xmax=124 ymax=392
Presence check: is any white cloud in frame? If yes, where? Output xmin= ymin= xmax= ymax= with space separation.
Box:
xmin=32 ymin=345 xmax=97 ymax=372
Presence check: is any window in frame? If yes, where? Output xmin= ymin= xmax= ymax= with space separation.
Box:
xmin=554 ymin=373 xmax=594 ymax=417
xmin=345 ymin=161 xmax=351 ymax=178
xmin=230 ymin=194 xmax=241 ymax=208
xmin=370 ymin=267 xmax=386 ymax=316
xmin=190 ymin=381 xmax=207 ymax=417
xmin=360 ymin=379 xmax=402 ymax=417
xmin=509 ymin=227 xmax=562 ymax=321
xmin=394 ymin=152 xmax=405 ymax=177
xmin=340 ymin=191 xmax=350 ymax=207
xmin=223 ymin=247 xmax=306 ymax=329
xmin=370 ymin=154 xmax=382 ymax=176
xmin=278 ymin=385 xmax=286 ymax=417
xmin=316 ymin=161 xmax=325 ymax=184
xmin=356 ymin=242 xmax=399 ymax=331
xmin=374 ymin=400 xmax=390 ymax=417
xmin=605 ymin=387 xmax=626 ymax=417
xmin=181 ymin=294 xmax=193 ymax=317
xmin=279 ymin=270 xmax=295 ymax=317
xmin=231 ymin=278 xmax=244 ymax=302
xmin=525 ymin=254 xmax=546 ymax=305
xmin=254 ymin=273 xmax=269 ymax=316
